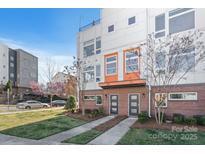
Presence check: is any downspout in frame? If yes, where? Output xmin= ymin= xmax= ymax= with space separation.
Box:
xmin=146 ymin=8 xmax=151 ymax=117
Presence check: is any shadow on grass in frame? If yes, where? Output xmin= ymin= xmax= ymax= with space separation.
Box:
xmin=0 ymin=115 xmax=86 ymax=140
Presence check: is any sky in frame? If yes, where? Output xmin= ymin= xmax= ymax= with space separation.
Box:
xmin=0 ymin=8 xmax=100 ymax=82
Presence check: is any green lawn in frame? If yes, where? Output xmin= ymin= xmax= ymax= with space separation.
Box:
xmin=117 ymin=128 xmax=205 ymax=145
xmin=0 ymin=109 xmax=86 ymax=140
xmin=62 ymin=129 xmax=103 ymax=144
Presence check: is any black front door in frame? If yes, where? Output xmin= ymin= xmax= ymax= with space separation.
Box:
xmin=129 ymin=94 xmax=139 ymax=116
xmin=110 ymin=95 xmax=118 ymax=114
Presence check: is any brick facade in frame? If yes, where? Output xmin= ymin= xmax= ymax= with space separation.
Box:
xmin=79 ymin=83 xmax=205 ymax=117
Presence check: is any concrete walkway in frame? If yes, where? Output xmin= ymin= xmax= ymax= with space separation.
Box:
xmin=40 ymin=115 xmax=115 ymax=144
xmin=88 ymin=117 xmax=137 ymax=145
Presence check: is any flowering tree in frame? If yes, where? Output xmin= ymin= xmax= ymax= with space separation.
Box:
xmin=30 ymin=81 xmax=44 ymax=95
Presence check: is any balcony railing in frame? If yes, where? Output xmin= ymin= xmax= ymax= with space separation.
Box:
xmin=79 ymin=19 xmax=101 ymax=32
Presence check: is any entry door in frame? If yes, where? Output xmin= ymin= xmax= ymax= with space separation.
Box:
xmin=110 ymin=95 xmax=118 ymax=114
xmin=129 ymin=94 xmax=139 ymax=116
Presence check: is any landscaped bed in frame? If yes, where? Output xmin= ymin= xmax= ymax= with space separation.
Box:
xmin=0 ymin=109 xmax=87 ymax=140
xmin=62 ymin=116 xmax=127 ymax=144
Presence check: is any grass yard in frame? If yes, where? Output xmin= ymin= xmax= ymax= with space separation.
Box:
xmin=62 ymin=129 xmax=103 ymax=144
xmin=0 ymin=109 xmax=86 ymax=140
xmin=62 ymin=116 xmax=127 ymax=144
xmin=117 ymin=128 xmax=205 ymax=145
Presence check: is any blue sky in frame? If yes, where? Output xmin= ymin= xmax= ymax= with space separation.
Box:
xmin=0 ymin=8 xmax=100 ymax=82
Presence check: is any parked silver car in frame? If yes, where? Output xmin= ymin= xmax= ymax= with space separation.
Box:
xmin=51 ymin=100 xmax=66 ymax=107
xmin=16 ymin=100 xmax=50 ymax=109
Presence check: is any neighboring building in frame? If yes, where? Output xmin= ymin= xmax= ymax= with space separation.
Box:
xmin=52 ymin=72 xmax=77 ymax=97
xmin=77 ymin=8 xmax=205 ymax=117
xmin=0 ymin=43 xmax=38 ymax=93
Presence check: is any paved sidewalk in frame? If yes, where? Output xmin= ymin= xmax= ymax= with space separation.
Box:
xmin=40 ymin=115 xmax=115 ymax=144
xmin=88 ymin=117 xmax=137 ymax=145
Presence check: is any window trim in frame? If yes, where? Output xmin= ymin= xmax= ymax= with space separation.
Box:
xmin=84 ymin=95 xmax=96 ymax=101
xmin=105 ymin=55 xmax=118 ymax=76
xmin=168 ymin=92 xmax=198 ymax=101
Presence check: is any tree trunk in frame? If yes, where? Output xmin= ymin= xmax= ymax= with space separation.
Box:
xmin=50 ymin=95 xmax=53 ymax=107
xmin=7 ymin=89 xmax=10 ymax=111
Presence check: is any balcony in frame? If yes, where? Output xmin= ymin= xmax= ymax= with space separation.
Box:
xmin=79 ymin=19 xmax=101 ymax=32
xmin=98 ymin=79 xmax=146 ymax=89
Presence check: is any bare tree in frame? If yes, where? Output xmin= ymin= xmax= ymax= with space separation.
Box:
xmin=126 ymin=29 xmax=205 ymax=124
xmin=141 ymin=30 xmax=205 ymax=124
xmin=64 ymin=56 xmax=87 ymax=115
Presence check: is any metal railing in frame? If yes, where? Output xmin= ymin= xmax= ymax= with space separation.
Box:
xmin=79 ymin=19 xmax=101 ymax=32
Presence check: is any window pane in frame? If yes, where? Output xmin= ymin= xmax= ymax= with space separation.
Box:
xmin=126 ymin=58 xmax=137 ymax=65
xmin=96 ymin=65 xmax=101 ymax=77
xmin=107 ymin=63 xmax=116 ymax=69
xmin=126 ymin=65 xmax=138 ymax=72
xmin=128 ymin=16 xmax=135 ymax=25
xmin=96 ymin=49 xmax=101 ymax=54
xmin=169 ymin=11 xmax=195 ymax=34
xmin=107 ymin=68 xmax=116 ymax=74
xmin=155 ymin=31 xmax=165 ymax=38
xmin=185 ymin=93 xmax=197 ymax=100
xmin=84 ymin=44 xmax=94 ymax=57
xmin=155 ymin=52 xmax=166 ymax=69
xmin=108 ymin=25 xmax=114 ymax=32
xmin=155 ymin=14 xmax=165 ymax=31
xmin=96 ymin=40 xmax=101 ymax=49
xmin=170 ymin=93 xmax=183 ymax=99
xmin=96 ymin=96 xmax=102 ymax=104
xmin=106 ymin=56 xmax=116 ymax=62
xmin=126 ymin=52 xmax=138 ymax=58
xmin=169 ymin=8 xmax=192 ymax=17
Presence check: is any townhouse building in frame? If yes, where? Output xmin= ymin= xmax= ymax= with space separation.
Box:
xmin=77 ymin=8 xmax=205 ymax=117
xmin=0 ymin=43 xmax=38 ymax=94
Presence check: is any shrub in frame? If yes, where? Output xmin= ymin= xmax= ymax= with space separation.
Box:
xmin=184 ymin=117 xmax=197 ymax=125
xmin=138 ymin=111 xmax=149 ymax=123
xmin=85 ymin=109 xmax=92 ymax=114
xmin=65 ymin=96 xmax=77 ymax=113
xmin=98 ymin=106 xmax=105 ymax=115
xmin=193 ymin=115 xmax=205 ymax=125
xmin=173 ymin=113 xmax=184 ymax=124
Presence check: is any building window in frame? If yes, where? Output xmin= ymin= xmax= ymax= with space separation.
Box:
xmin=125 ymin=51 xmax=139 ymax=73
xmin=84 ymin=95 xmax=96 ymax=100
xmin=83 ymin=66 xmax=94 ymax=82
xmin=96 ymin=96 xmax=102 ymax=105
xmin=10 ymin=56 xmax=14 ymax=61
xmin=10 ymin=73 xmax=14 ymax=78
xmin=108 ymin=25 xmax=114 ymax=32
xmin=96 ymin=37 xmax=101 ymax=54
xmin=10 ymin=62 xmax=14 ymax=67
xmin=169 ymin=8 xmax=195 ymax=34
xmin=155 ymin=13 xmax=165 ymax=38
xmin=83 ymin=39 xmax=94 ymax=57
xmin=106 ymin=55 xmax=117 ymax=75
xmin=128 ymin=16 xmax=136 ymax=25
xmin=96 ymin=64 xmax=101 ymax=82
xmin=169 ymin=46 xmax=195 ymax=73
xmin=169 ymin=92 xmax=197 ymax=100
xmin=155 ymin=93 xmax=167 ymax=107
xmin=155 ymin=51 xmax=166 ymax=70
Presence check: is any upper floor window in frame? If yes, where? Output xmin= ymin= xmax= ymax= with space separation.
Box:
xmin=155 ymin=51 xmax=166 ymax=70
xmin=10 ymin=56 xmax=14 ymax=61
xmin=83 ymin=39 xmax=94 ymax=57
xmin=96 ymin=64 xmax=101 ymax=82
xmin=169 ymin=46 xmax=195 ymax=73
xmin=169 ymin=8 xmax=195 ymax=34
xmin=10 ymin=62 xmax=14 ymax=67
xmin=128 ymin=16 xmax=136 ymax=25
xmin=96 ymin=37 xmax=101 ymax=54
xmin=155 ymin=13 xmax=165 ymax=38
xmin=83 ymin=65 xmax=94 ymax=82
xmin=108 ymin=25 xmax=114 ymax=32
xmin=106 ymin=55 xmax=117 ymax=75
xmin=125 ymin=51 xmax=139 ymax=73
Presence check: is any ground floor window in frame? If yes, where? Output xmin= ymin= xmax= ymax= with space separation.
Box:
xmin=155 ymin=93 xmax=167 ymax=107
xmin=96 ymin=96 xmax=102 ymax=105
xmin=84 ymin=95 xmax=95 ymax=100
xmin=169 ymin=92 xmax=197 ymax=100
xmin=83 ymin=95 xmax=103 ymax=105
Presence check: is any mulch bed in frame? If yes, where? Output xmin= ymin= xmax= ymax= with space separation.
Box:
xmin=65 ymin=112 xmax=105 ymax=122
xmin=94 ymin=116 xmax=127 ymax=132
xmin=131 ymin=118 xmax=205 ymax=132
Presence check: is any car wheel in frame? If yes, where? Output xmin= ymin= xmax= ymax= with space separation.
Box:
xmin=25 ymin=106 xmax=31 ymax=110
xmin=43 ymin=105 xmax=48 ymax=108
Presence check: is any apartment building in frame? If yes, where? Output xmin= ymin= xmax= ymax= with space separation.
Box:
xmin=0 ymin=43 xmax=38 ymax=93
xmin=77 ymin=8 xmax=205 ymax=117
